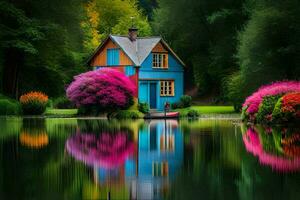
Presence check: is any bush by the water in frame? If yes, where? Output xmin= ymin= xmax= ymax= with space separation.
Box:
xmin=187 ymin=109 xmax=200 ymax=118
xmin=272 ymin=93 xmax=300 ymax=124
xmin=20 ymin=92 xmax=48 ymax=115
xmin=242 ymin=81 xmax=300 ymax=122
xmin=171 ymin=95 xmax=192 ymax=109
xmin=54 ymin=96 xmax=75 ymax=109
xmin=256 ymin=95 xmax=282 ymax=124
xmin=0 ymin=99 xmax=20 ymax=115
xmin=67 ymin=69 xmax=136 ymax=114
xmin=138 ymin=102 xmax=149 ymax=114
xmin=108 ymin=110 xmax=143 ymax=119
xmin=180 ymin=95 xmax=192 ymax=108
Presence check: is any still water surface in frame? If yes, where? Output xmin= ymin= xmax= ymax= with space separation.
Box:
xmin=0 ymin=117 xmax=299 ymax=200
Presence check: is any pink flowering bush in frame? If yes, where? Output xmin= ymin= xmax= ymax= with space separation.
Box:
xmin=66 ymin=132 xmax=135 ymax=169
xmin=66 ymin=69 xmax=136 ymax=114
xmin=242 ymin=81 xmax=300 ymax=122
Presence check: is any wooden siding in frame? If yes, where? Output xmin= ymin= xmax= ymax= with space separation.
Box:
xmin=152 ymin=42 xmax=168 ymax=53
xmin=90 ymin=39 xmax=133 ymax=66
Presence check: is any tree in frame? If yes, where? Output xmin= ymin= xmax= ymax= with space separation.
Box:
xmin=81 ymin=0 xmax=152 ymax=52
xmin=237 ymin=0 xmax=300 ymax=96
xmin=152 ymin=0 xmax=247 ymax=98
xmin=0 ymin=0 xmax=86 ymax=98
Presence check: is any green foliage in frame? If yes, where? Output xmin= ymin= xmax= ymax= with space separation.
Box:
xmin=46 ymin=99 xmax=53 ymax=108
xmin=153 ymin=0 xmax=247 ymax=97
xmin=77 ymin=105 xmax=102 ymax=116
xmin=180 ymin=95 xmax=192 ymax=108
xmin=256 ymin=95 xmax=282 ymax=124
xmin=0 ymin=0 xmax=86 ymax=98
xmin=237 ymin=0 xmax=300 ymax=97
xmin=186 ymin=110 xmax=200 ymax=118
xmin=138 ymin=102 xmax=149 ymax=114
xmin=53 ymin=97 xmax=75 ymax=109
xmin=108 ymin=110 xmax=144 ymax=119
xmin=21 ymin=101 xmax=47 ymax=115
xmin=0 ymin=99 xmax=20 ymax=115
xmin=271 ymin=98 xmax=286 ymax=124
xmin=224 ymin=72 xmax=245 ymax=112
xmin=81 ymin=0 xmax=152 ymax=52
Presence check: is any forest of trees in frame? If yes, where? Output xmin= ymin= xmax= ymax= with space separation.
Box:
xmin=1 ymin=0 xmax=299 ymax=110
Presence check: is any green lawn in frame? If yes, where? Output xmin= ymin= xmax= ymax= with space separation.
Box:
xmin=175 ymin=106 xmax=236 ymax=117
xmin=45 ymin=109 xmax=78 ymax=116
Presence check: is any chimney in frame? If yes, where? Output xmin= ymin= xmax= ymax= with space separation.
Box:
xmin=128 ymin=27 xmax=138 ymax=41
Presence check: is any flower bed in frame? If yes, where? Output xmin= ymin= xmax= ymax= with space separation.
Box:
xmin=242 ymin=81 xmax=300 ymax=123
xmin=272 ymin=92 xmax=300 ymax=124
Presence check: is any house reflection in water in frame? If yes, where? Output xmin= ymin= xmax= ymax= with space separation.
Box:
xmin=93 ymin=120 xmax=184 ymax=199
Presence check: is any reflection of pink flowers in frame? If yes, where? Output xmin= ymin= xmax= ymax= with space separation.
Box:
xmin=243 ymin=81 xmax=300 ymax=117
xmin=243 ymin=128 xmax=300 ymax=172
xmin=66 ymin=132 xmax=135 ymax=169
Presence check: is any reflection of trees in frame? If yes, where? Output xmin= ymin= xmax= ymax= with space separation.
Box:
xmin=167 ymin=119 xmax=243 ymax=200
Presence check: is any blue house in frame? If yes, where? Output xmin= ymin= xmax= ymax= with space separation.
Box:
xmin=87 ymin=28 xmax=185 ymax=110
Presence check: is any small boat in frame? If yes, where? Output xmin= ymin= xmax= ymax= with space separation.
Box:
xmin=144 ymin=111 xmax=180 ymax=119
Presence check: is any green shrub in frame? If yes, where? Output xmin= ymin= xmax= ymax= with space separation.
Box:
xmin=108 ymin=110 xmax=143 ymax=119
xmin=54 ymin=96 xmax=75 ymax=109
xmin=180 ymin=95 xmax=192 ymax=108
xmin=187 ymin=109 xmax=200 ymax=118
xmin=256 ymin=95 xmax=282 ymax=124
xmin=78 ymin=105 xmax=102 ymax=116
xmin=224 ymin=72 xmax=245 ymax=112
xmin=138 ymin=102 xmax=149 ymax=114
xmin=241 ymin=107 xmax=248 ymax=121
xmin=46 ymin=99 xmax=53 ymax=108
xmin=0 ymin=99 xmax=20 ymax=115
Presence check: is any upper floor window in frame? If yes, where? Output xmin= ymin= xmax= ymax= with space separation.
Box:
xmin=107 ymin=48 xmax=120 ymax=66
xmin=153 ymin=53 xmax=168 ymax=68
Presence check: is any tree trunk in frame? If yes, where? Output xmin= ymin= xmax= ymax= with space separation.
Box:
xmin=2 ymin=48 xmax=22 ymax=99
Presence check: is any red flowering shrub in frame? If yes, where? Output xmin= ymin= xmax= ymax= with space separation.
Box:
xmin=66 ymin=69 xmax=136 ymax=113
xmin=272 ymin=93 xmax=300 ymax=123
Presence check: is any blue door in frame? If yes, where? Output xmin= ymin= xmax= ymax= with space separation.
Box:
xmin=150 ymin=83 xmax=157 ymax=109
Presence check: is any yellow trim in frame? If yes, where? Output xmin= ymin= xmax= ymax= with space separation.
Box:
xmin=160 ymin=80 xmax=175 ymax=97
xmin=152 ymin=53 xmax=168 ymax=69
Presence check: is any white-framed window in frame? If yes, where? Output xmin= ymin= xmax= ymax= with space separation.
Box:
xmin=153 ymin=53 xmax=168 ymax=68
xmin=160 ymin=80 xmax=174 ymax=96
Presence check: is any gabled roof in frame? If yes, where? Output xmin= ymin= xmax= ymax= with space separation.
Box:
xmin=87 ymin=35 xmax=185 ymax=67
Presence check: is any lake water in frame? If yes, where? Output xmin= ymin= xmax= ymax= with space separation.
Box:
xmin=0 ymin=117 xmax=299 ymax=200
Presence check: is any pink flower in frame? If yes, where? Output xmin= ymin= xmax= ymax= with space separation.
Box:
xmin=66 ymin=69 xmax=136 ymax=109
xmin=243 ymin=81 xmax=300 ymax=119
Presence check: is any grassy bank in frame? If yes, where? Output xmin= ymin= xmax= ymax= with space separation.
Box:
xmin=175 ymin=106 xmax=236 ymax=117
xmin=45 ymin=109 xmax=78 ymax=117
